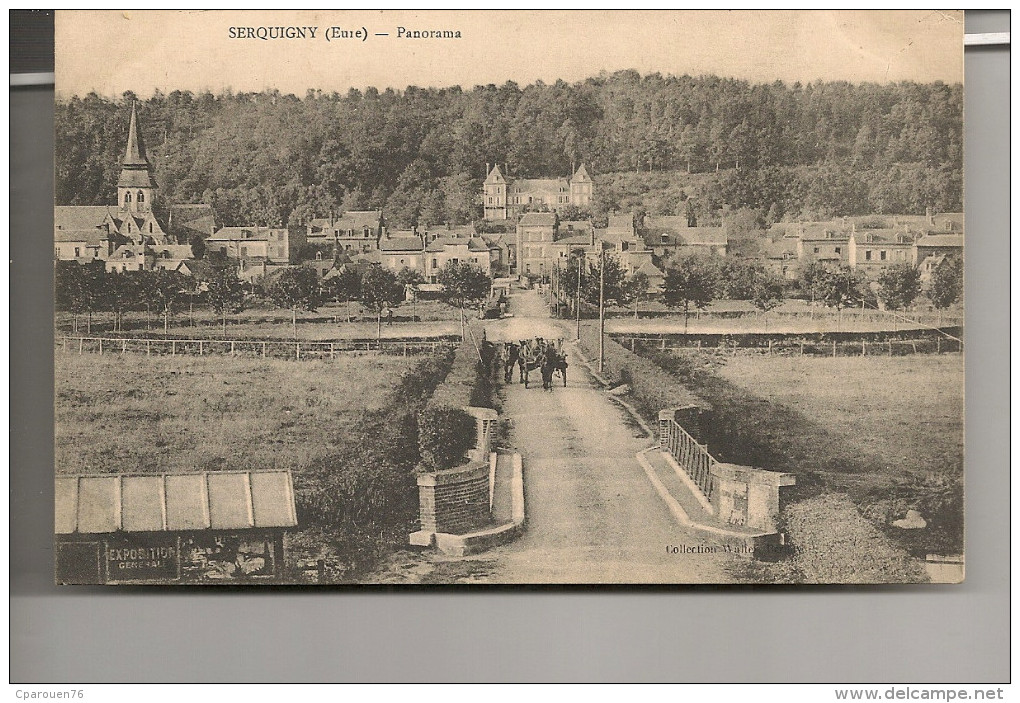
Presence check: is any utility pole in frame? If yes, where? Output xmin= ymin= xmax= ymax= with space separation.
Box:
xmin=575 ymin=253 xmax=583 ymax=340
xmin=598 ymin=246 xmax=606 ymax=374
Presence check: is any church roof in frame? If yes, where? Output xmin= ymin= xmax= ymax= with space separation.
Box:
xmin=54 ymin=228 xmax=107 ymax=246
xmin=54 ymin=205 xmax=118 ymax=232
xmin=117 ymin=169 xmax=158 ymax=189
xmin=168 ymin=204 xmax=216 ymax=239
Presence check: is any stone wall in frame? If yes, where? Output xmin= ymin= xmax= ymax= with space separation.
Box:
xmin=416 ymin=463 xmax=491 ymax=536
xmin=710 ymin=462 xmax=796 ymax=533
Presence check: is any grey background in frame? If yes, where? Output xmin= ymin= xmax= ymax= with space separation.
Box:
xmin=10 ymin=10 xmax=1010 ymax=683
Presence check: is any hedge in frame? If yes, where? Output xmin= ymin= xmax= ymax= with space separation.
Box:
xmin=292 ymin=350 xmax=454 ymax=580
xmin=416 ymin=321 xmax=500 ymax=472
xmin=576 ymin=321 xmax=703 ymax=425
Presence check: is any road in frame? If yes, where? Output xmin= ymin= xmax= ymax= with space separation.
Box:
xmin=369 ymin=288 xmax=739 ymax=584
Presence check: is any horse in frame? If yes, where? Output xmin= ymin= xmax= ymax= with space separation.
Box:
xmin=502 ymin=342 xmax=520 ymax=384
xmin=517 ymin=340 xmax=542 ymax=388
xmin=540 ymin=344 xmax=569 ymax=390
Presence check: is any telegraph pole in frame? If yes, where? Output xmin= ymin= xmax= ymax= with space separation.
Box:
xmin=598 ymin=246 xmax=606 ymax=374
xmin=575 ymin=253 xmax=582 ymax=340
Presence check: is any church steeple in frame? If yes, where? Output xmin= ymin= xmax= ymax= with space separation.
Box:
xmin=117 ymin=102 xmax=157 ymax=214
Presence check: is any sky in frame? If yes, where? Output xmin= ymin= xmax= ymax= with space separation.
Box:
xmin=55 ymin=10 xmax=964 ymax=99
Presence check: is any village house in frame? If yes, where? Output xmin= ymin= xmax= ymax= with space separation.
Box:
xmin=762 ymin=235 xmax=800 ymax=280
xmin=379 ymin=230 xmax=427 ymax=273
xmin=913 ymin=232 xmax=964 ymax=284
xmin=793 ymin=222 xmax=850 ymax=264
xmin=425 ymin=236 xmax=495 ymax=282
xmin=483 ymin=163 xmax=594 ymax=221
xmin=515 ymin=211 xmax=558 ymax=278
xmin=305 ymin=210 xmax=385 ymax=253
xmin=847 ymin=226 xmax=915 ymax=277
xmin=640 ymin=216 xmax=729 ymax=260
xmin=204 ymin=227 xmax=297 ymax=263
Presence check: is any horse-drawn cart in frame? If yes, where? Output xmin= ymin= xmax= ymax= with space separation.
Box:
xmin=495 ymin=336 xmax=568 ymax=390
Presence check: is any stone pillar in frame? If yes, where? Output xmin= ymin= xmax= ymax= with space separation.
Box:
xmin=709 ymin=463 xmax=796 ymax=532
xmin=464 ymin=406 xmax=499 ymax=462
xmin=410 ymin=462 xmax=491 ymax=546
xmin=658 ymin=404 xmax=708 ymax=448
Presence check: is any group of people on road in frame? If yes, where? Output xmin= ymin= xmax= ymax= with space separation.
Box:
xmin=500 ymin=337 xmax=568 ymax=391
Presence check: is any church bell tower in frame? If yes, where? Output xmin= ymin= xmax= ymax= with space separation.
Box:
xmin=117 ymin=102 xmax=158 ymax=214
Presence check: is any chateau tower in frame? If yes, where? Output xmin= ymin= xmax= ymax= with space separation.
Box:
xmin=483 ymin=163 xmax=508 ymax=220
xmin=117 ymin=102 xmax=158 ymax=214
xmin=569 ymin=163 xmax=593 ymax=208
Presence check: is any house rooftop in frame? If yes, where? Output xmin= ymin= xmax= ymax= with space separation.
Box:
xmin=379 ymin=235 xmax=425 ymax=252
xmin=519 ymin=212 xmax=557 ymax=226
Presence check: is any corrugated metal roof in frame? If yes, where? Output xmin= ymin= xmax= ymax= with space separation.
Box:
xmin=55 ymin=471 xmax=297 ymax=535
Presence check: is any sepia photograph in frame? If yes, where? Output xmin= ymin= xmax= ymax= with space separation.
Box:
xmin=52 ymin=10 xmax=965 ymax=585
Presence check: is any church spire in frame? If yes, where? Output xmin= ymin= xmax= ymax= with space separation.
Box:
xmin=122 ymin=101 xmax=150 ymax=166
xmin=117 ymin=101 xmax=158 ymax=213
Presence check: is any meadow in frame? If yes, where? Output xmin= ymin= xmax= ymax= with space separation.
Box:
xmin=55 ymin=351 xmax=417 ymax=477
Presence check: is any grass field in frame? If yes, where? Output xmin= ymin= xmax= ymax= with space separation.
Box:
xmin=55 ymin=351 xmax=417 ymax=476
xmin=714 ymin=354 xmax=963 ymax=485
xmin=656 ymin=351 xmax=964 ymax=554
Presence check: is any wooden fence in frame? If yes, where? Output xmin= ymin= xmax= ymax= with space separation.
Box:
xmin=56 ymin=336 xmax=458 ymax=361
xmin=615 ymin=329 xmax=963 ymax=358
xmin=660 ymin=417 xmax=715 ymax=501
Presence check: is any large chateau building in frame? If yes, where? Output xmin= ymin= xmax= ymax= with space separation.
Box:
xmin=482 ymin=163 xmax=593 ymax=221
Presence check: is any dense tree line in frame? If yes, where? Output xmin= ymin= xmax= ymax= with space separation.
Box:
xmin=56 ymin=72 xmax=962 ymax=229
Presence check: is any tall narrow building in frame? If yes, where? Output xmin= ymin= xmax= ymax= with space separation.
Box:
xmin=117 ymin=102 xmax=158 ymax=214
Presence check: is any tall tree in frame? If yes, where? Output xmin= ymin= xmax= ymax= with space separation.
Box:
xmin=662 ymin=254 xmax=718 ymax=332
xmin=360 ymin=266 xmax=405 ymax=340
xmin=817 ymin=264 xmax=868 ymax=332
xmin=620 ymin=271 xmax=651 ymax=318
xmin=749 ymin=269 xmax=786 ymax=331
xmin=206 ymin=263 xmax=246 ymax=336
xmin=928 ymin=255 xmax=963 ymax=310
xmin=396 ymin=266 xmax=426 ymax=322
xmin=877 ymin=262 xmax=921 ymax=311
xmin=322 ymin=266 xmax=362 ymax=322
xmin=56 ymin=261 xmax=106 ymax=334
xmin=265 ymin=266 xmax=320 ymax=337
xmin=145 ymin=269 xmax=187 ymax=334
xmin=436 ymin=261 xmax=492 ymax=338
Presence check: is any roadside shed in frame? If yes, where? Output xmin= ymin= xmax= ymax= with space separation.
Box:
xmin=55 ymin=470 xmax=297 ymax=584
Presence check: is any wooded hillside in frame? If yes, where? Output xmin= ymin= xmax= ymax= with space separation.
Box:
xmin=55 ymin=71 xmax=963 ymax=229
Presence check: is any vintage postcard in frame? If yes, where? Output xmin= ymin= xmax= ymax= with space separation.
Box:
xmin=53 ymin=10 xmax=964 ymax=585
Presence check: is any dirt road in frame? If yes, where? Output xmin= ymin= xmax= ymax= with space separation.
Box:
xmin=378 ymin=288 xmax=740 ymax=584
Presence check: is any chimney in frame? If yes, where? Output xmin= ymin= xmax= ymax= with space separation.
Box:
xmin=486 ymin=162 xmax=490 ymax=176
xmin=926 ymin=206 xmax=933 ymax=225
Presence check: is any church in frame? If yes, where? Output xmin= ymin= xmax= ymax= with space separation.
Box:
xmin=482 ymin=163 xmax=593 ymax=221
xmin=54 ymin=103 xmax=216 ymax=273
